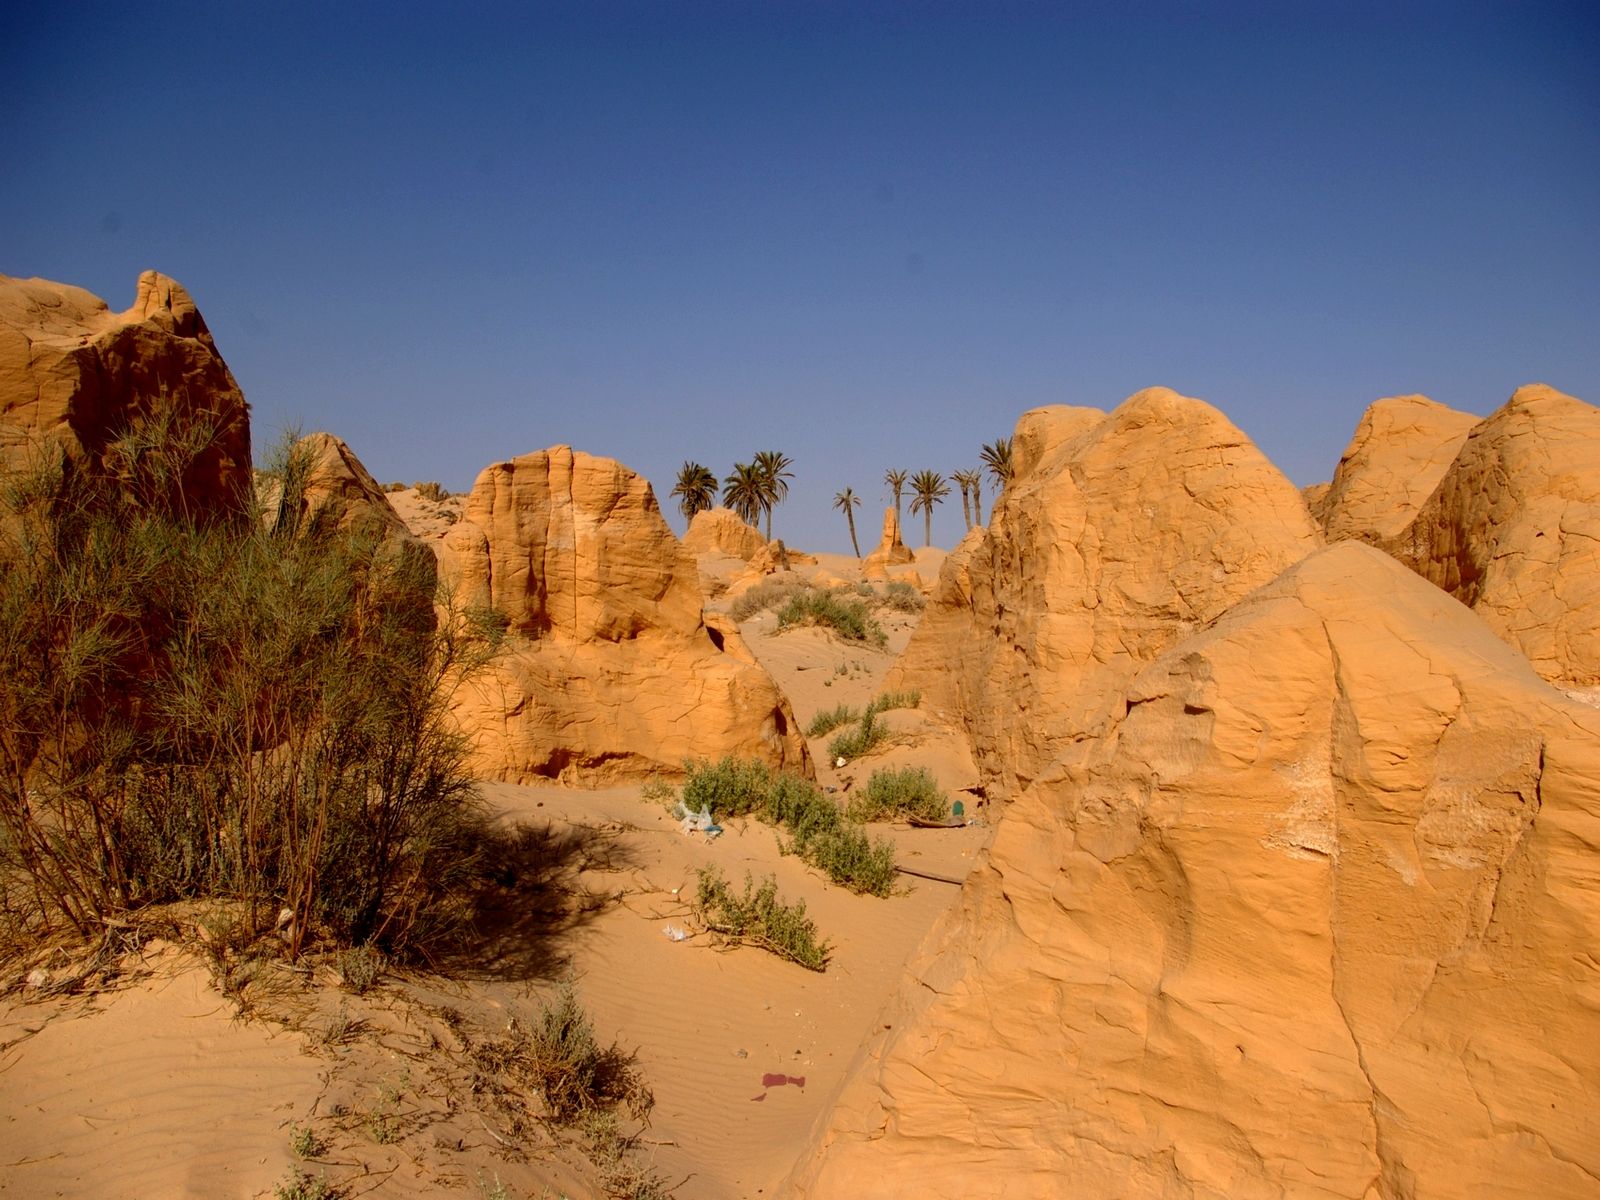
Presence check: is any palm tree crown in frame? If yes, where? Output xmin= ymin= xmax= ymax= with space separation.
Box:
xmin=722 ymin=462 xmax=766 ymax=528
xmin=752 ymin=450 xmax=794 ymax=539
xmin=980 ymin=437 xmax=1014 ymax=489
xmin=833 ymin=486 xmax=862 ymax=557
xmin=908 ymin=469 xmax=950 ymax=548
xmin=884 ymin=468 xmax=908 ymax=525
xmin=670 ymin=461 xmax=719 ymax=522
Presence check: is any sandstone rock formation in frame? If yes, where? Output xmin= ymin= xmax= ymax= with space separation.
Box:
xmin=274 ymin=431 xmax=410 ymax=539
xmin=1383 ymin=384 xmax=1600 ymax=690
xmin=1316 ymin=395 xmax=1478 ymax=541
xmin=437 ymin=446 xmax=809 ymax=782
xmin=0 ymin=271 xmax=251 ymax=518
xmin=861 ymin=507 xmax=914 ymax=579
xmin=787 ymin=543 xmax=1600 ymax=1199
xmin=889 ymin=389 xmax=1322 ymax=794
xmin=682 ymin=505 xmax=766 ymax=561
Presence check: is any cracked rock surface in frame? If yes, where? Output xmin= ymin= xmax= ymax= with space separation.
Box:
xmin=785 ymin=543 xmax=1600 ymax=1199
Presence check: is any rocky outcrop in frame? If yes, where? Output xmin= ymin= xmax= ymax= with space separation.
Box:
xmin=1383 ymin=384 xmax=1600 ymax=689
xmin=0 ymin=271 xmax=251 ymax=519
xmin=272 ymin=431 xmax=410 ymax=540
xmin=682 ymin=506 xmax=766 ymax=561
xmin=787 ymin=543 xmax=1600 ymax=1199
xmin=889 ymin=389 xmax=1322 ymax=795
xmin=437 ymin=446 xmax=809 ymax=782
xmin=1317 ymin=395 xmax=1479 ymax=542
xmin=861 ymin=507 xmax=914 ymax=579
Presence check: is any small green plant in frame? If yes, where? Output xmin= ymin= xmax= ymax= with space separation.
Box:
xmin=337 ymin=944 xmax=385 ymax=994
xmin=695 ymin=867 xmax=831 ymax=971
xmin=289 ymin=1122 xmax=326 ymax=1159
xmin=678 ymin=760 xmax=898 ymax=895
xmin=828 ymin=707 xmax=887 ymax=762
xmin=477 ymin=1171 xmax=513 ymax=1200
xmin=869 ymin=689 xmax=921 ymax=714
xmin=879 ymin=580 xmax=926 ymax=612
xmin=728 ymin=574 xmax=810 ymax=621
xmin=472 ymin=982 xmax=653 ymax=1124
xmin=639 ymin=775 xmax=675 ymax=803
xmin=367 ymin=1081 xmax=402 ymax=1144
xmin=805 ymin=703 xmax=859 ymax=738
xmin=275 ymin=1167 xmax=336 ymax=1200
xmin=847 ymin=767 xmax=950 ymax=823
xmin=775 ymin=589 xmax=885 ymax=646
xmin=678 ymin=756 xmax=774 ymax=821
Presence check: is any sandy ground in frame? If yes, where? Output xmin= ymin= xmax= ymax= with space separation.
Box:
xmin=0 ymin=541 xmax=982 ymax=1200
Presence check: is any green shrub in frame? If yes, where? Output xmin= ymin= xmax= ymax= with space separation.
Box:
xmin=846 ymin=767 xmax=950 ymax=823
xmin=679 ymin=756 xmax=773 ymax=820
xmin=412 ymin=481 xmax=449 ymax=501
xmin=775 ymin=589 xmax=886 ymax=646
xmin=728 ymin=575 xmax=809 ymax=621
xmin=694 ymin=868 xmax=831 ymax=971
xmin=805 ymin=703 xmax=859 ymax=738
xmin=867 ymin=689 xmax=921 ymax=715
xmin=879 ymin=580 xmax=926 ymax=612
xmin=828 ymin=708 xmax=887 ymax=762
xmin=0 ymin=428 xmax=490 ymax=963
xmin=677 ymin=760 xmax=898 ymax=896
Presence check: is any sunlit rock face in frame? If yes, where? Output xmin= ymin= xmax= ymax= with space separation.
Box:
xmin=1380 ymin=383 xmax=1600 ymax=690
xmin=787 ymin=543 xmax=1600 ymax=1200
xmin=437 ymin=446 xmax=808 ymax=783
xmin=1313 ymin=394 xmax=1479 ymax=542
xmin=889 ymin=388 xmax=1322 ymax=797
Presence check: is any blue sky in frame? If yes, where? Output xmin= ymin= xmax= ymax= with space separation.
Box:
xmin=6 ymin=1 xmax=1597 ymax=552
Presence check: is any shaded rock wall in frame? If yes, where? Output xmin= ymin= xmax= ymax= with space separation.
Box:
xmin=0 ymin=271 xmax=251 ymax=518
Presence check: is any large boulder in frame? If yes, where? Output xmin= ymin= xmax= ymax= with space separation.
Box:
xmin=786 ymin=543 xmax=1600 ymax=1199
xmin=1383 ymin=384 xmax=1600 ymax=689
xmin=889 ymin=389 xmax=1322 ymax=795
xmin=682 ymin=505 xmax=767 ymax=561
xmin=0 ymin=271 xmax=251 ymax=518
xmin=1316 ymin=395 xmax=1479 ymax=541
xmin=437 ymin=446 xmax=809 ymax=782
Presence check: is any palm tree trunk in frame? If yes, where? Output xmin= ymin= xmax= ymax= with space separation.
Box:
xmin=847 ymin=509 xmax=860 ymax=557
xmin=959 ymin=486 xmax=972 ymax=531
xmin=974 ymin=482 xmax=983 ymax=526
xmin=924 ymin=508 xmax=932 ymax=548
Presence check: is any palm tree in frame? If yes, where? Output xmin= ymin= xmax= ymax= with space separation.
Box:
xmin=952 ymin=469 xmax=980 ymax=531
xmin=908 ymin=469 xmax=950 ymax=548
xmin=833 ymin=486 xmax=862 ymax=557
xmin=722 ymin=462 xmax=766 ymax=528
xmin=753 ymin=450 xmax=794 ymax=539
xmin=884 ymin=468 xmax=908 ymax=526
xmin=971 ymin=471 xmax=984 ymax=526
xmin=980 ymin=437 xmax=1014 ymax=490
xmin=670 ymin=461 xmax=718 ymax=523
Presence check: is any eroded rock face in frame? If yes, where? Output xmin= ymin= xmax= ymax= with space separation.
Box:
xmin=682 ymin=505 xmax=767 ymax=561
xmin=1383 ymin=384 xmax=1600 ymax=689
xmin=1317 ymin=395 xmax=1479 ymax=542
xmin=861 ymin=507 xmax=914 ymax=579
xmin=0 ymin=271 xmax=251 ymax=517
xmin=437 ymin=446 xmax=808 ymax=782
xmin=787 ymin=543 xmax=1600 ymax=1199
xmin=889 ymin=389 xmax=1322 ymax=795
xmin=277 ymin=431 xmax=410 ymax=539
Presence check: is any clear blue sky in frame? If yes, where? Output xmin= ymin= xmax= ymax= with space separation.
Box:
xmin=6 ymin=1 xmax=1597 ymax=552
